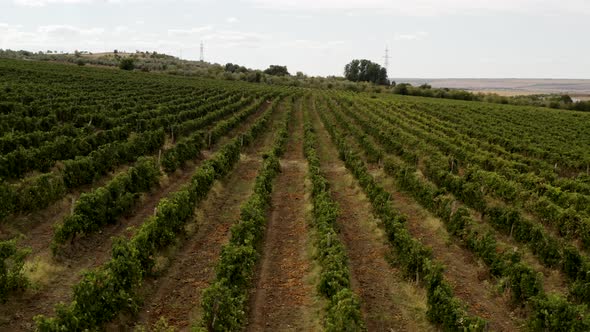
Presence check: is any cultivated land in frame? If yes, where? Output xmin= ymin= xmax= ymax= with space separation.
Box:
xmin=400 ymin=78 xmax=590 ymax=96
xmin=1 ymin=59 xmax=590 ymax=331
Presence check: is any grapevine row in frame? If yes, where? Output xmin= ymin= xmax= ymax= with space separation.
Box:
xmin=0 ymin=93 xmax=272 ymax=220
xmin=315 ymin=95 xmax=487 ymax=331
xmin=302 ymin=98 xmax=366 ymax=331
xmin=347 ymin=98 xmax=590 ymax=305
xmin=323 ymin=96 xmax=590 ymax=330
xmin=34 ymin=89 xmax=281 ymax=331
xmin=200 ymin=97 xmax=293 ymax=331
xmin=51 ymin=96 xmax=281 ymax=252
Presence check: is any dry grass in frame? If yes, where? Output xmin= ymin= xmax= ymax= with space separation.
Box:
xmin=23 ymin=255 xmax=64 ymax=290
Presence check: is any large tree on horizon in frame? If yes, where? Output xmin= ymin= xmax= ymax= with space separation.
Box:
xmin=344 ymin=59 xmax=389 ymax=85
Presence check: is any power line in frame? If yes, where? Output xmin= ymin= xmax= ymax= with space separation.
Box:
xmin=383 ymin=45 xmax=391 ymax=72
xmin=200 ymin=41 xmax=204 ymax=62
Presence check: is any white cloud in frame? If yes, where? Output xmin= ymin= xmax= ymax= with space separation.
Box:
xmin=21 ymin=0 xmax=587 ymax=15
xmin=204 ymin=30 xmax=267 ymax=41
xmin=13 ymin=0 xmax=209 ymax=6
xmin=279 ymin=13 xmax=313 ymax=19
xmin=113 ymin=26 xmax=132 ymax=36
xmin=12 ymin=25 xmax=105 ymax=49
xmin=14 ymin=0 xmax=106 ymax=6
xmin=245 ymin=0 xmax=590 ymax=16
xmin=0 ymin=23 xmax=30 ymax=46
xmin=203 ymin=30 xmax=270 ymax=48
xmin=1 ymin=23 xmax=108 ymax=51
xmin=168 ymin=26 xmax=213 ymax=36
xmin=0 ymin=23 xmax=23 ymax=29
xmin=38 ymin=25 xmax=104 ymax=37
xmin=0 ymin=22 xmax=271 ymax=54
xmin=226 ymin=17 xmax=238 ymax=23
xmin=394 ymin=31 xmax=428 ymax=41
xmin=277 ymin=39 xmax=345 ymax=50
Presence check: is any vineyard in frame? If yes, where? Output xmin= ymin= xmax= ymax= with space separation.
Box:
xmin=1 ymin=58 xmax=590 ymax=331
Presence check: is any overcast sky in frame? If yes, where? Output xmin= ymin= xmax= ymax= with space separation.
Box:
xmin=1 ymin=0 xmax=589 ymax=78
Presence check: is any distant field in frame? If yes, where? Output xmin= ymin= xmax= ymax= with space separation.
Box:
xmin=399 ymin=78 xmax=590 ymax=98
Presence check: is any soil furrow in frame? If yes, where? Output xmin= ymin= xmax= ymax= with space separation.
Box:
xmin=246 ymin=101 xmax=319 ymax=331
xmin=370 ymin=167 xmax=526 ymax=331
xmin=318 ymin=103 xmax=524 ymax=331
xmin=310 ymin=105 xmax=433 ymax=332
xmin=124 ymin=103 xmax=285 ymax=331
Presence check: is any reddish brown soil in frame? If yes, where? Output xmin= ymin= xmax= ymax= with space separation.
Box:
xmin=0 ymin=166 xmax=201 ymax=331
xmin=373 ymin=168 xmax=525 ymax=331
xmin=246 ymin=103 xmax=319 ymax=331
xmin=325 ymin=110 xmax=523 ymax=330
xmin=130 ymin=158 xmax=258 ymax=330
xmin=0 ymin=103 xmax=270 ymax=332
xmin=311 ymin=108 xmax=433 ymax=331
xmin=124 ymin=103 xmax=284 ymax=331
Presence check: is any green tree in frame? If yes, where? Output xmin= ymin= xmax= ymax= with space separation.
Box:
xmin=263 ymin=65 xmax=289 ymax=76
xmin=225 ymin=63 xmax=248 ymax=73
xmin=344 ymin=59 xmax=389 ymax=85
xmin=560 ymin=95 xmax=573 ymax=104
xmin=119 ymin=58 xmax=135 ymax=71
xmin=393 ymin=83 xmax=411 ymax=95
xmin=246 ymin=71 xmax=262 ymax=83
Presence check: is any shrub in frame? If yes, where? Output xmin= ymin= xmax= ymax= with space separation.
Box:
xmin=119 ymin=58 xmax=135 ymax=71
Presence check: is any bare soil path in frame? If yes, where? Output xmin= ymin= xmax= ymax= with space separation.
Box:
xmin=246 ymin=101 xmax=320 ymax=331
xmin=125 ymin=104 xmax=285 ymax=331
xmin=310 ymin=106 xmax=434 ymax=332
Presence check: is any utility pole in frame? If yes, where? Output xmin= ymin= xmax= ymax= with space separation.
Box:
xmin=200 ymin=41 xmax=204 ymax=62
xmin=383 ymin=45 xmax=391 ymax=73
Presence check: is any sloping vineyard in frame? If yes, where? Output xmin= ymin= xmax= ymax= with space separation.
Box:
xmin=1 ymin=59 xmax=590 ymax=331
